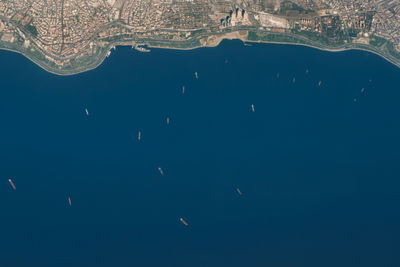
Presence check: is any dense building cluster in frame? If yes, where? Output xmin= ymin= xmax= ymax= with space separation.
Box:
xmin=0 ymin=0 xmax=399 ymax=71
xmin=322 ymin=0 xmax=400 ymax=49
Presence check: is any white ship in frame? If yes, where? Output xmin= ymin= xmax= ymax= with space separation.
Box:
xmin=8 ymin=178 xmax=16 ymax=190
xmin=236 ymin=188 xmax=243 ymax=195
xmin=134 ymin=45 xmax=151 ymax=53
xmin=180 ymin=218 xmax=188 ymax=226
xmin=158 ymin=167 xmax=164 ymax=176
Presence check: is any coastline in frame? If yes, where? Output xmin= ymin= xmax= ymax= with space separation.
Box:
xmin=1 ymin=31 xmax=399 ymax=76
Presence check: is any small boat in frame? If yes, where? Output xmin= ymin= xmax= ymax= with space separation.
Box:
xmin=361 ymin=88 xmax=365 ymax=93
xmin=251 ymin=104 xmax=255 ymax=113
xmin=166 ymin=117 xmax=170 ymax=125
xmin=180 ymin=217 xmax=188 ymax=226
xmin=8 ymin=178 xmax=16 ymax=190
xmin=292 ymin=77 xmax=296 ymax=83
xmin=85 ymin=108 xmax=89 ymax=116
xmin=236 ymin=188 xmax=242 ymax=195
xmin=68 ymin=196 xmax=72 ymax=206
xmin=195 ymin=72 xmax=199 ymax=79
xmin=182 ymin=86 xmax=185 ymax=94
xmin=318 ymin=80 xmax=322 ymax=87
xmin=158 ymin=167 xmax=164 ymax=176
xmin=138 ymin=131 xmax=141 ymax=141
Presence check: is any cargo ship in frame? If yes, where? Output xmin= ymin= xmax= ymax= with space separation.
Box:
xmin=134 ymin=45 xmax=151 ymax=53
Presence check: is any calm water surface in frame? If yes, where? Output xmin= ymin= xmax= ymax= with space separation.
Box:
xmin=1 ymin=40 xmax=400 ymax=267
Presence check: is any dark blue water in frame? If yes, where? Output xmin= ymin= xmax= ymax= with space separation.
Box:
xmin=1 ymin=40 xmax=400 ymax=267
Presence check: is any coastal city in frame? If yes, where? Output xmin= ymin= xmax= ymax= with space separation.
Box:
xmin=2 ymin=1 xmax=400 ymax=266
xmin=0 ymin=0 xmax=399 ymax=74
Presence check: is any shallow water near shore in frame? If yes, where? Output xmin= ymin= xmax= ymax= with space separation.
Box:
xmin=1 ymin=39 xmax=400 ymax=267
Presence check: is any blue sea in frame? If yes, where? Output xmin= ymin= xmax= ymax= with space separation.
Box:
xmin=1 ymin=40 xmax=400 ymax=267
